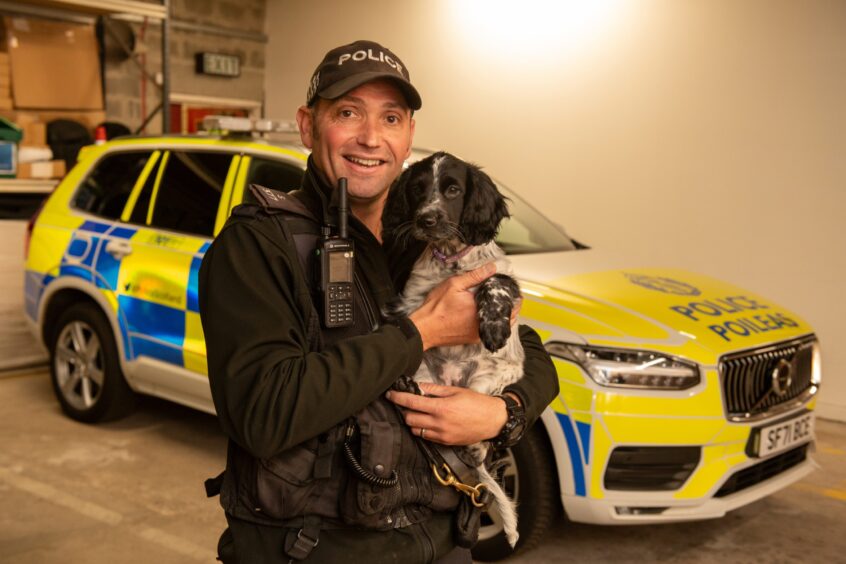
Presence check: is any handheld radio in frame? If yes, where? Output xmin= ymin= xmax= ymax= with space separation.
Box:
xmin=318 ymin=178 xmax=355 ymax=328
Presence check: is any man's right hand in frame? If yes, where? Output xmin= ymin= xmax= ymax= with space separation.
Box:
xmin=408 ymin=262 xmax=496 ymax=350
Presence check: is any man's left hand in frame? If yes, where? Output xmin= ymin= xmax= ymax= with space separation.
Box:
xmin=386 ymin=382 xmax=508 ymax=445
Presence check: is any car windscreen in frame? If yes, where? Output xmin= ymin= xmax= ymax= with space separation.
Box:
xmin=495 ymin=184 xmax=577 ymax=255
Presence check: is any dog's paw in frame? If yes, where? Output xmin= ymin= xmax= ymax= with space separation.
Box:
xmin=392 ymin=375 xmax=422 ymax=395
xmin=480 ymin=318 xmax=512 ymax=352
xmin=476 ymin=273 xmax=520 ymax=352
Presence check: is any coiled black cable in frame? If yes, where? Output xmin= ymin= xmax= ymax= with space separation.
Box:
xmin=343 ymin=420 xmax=399 ymax=488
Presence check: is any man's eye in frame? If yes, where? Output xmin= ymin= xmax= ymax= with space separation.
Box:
xmin=386 ymin=115 xmax=400 ymax=124
xmin=340 ymin=109 xmax=355 ymax=118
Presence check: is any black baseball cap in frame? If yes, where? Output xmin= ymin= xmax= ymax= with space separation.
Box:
xmin=306 ymin=40 xmax=422 ymax=110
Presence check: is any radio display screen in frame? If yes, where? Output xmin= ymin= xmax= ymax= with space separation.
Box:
xmin=329 ymin=251 xmax=352 ymax=283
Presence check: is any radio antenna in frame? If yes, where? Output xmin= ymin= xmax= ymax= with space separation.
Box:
xmin=338 ymin=177 xmax=349 ymax=239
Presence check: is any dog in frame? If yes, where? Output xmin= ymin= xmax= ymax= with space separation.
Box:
xmin=382 ymin=151 xmax=524 ymax=547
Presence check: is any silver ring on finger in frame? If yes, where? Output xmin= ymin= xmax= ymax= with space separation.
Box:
xmin=420 ymin=428 xmax=427 ymax=440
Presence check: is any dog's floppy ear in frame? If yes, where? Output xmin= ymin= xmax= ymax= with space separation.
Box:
xmin=460 ymin=163 xmax=510 ymax=245
xmin=381 ymin=164 xmax=415 ymax=244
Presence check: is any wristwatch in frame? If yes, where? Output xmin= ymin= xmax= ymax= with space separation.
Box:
xmin=491 ymin=394 xmax=527 ymax=450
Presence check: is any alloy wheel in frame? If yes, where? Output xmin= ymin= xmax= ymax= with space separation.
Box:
xmin=54 ymin=321 xmax=105 ymax=411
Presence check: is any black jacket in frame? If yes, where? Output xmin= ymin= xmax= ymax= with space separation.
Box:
xmin=199 ymin=158 xmax=558 ymax=562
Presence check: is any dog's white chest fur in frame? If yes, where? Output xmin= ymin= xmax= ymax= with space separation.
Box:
xmin=394 ymin=242 xmax=525 ymax=396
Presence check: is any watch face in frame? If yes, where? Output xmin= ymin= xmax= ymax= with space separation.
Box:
xmin=492 ymin=395 xmax=528 ymax=449
xmin=509 ymin=415 xmax=527 ymax=438
xmin=512 ymin=419 xmax=527 ymax=438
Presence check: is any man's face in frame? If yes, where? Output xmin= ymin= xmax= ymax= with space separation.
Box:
xmin=297 ymin=79 xmax=415 ymax=206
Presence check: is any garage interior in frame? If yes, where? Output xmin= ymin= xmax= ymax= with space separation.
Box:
xmin=0 ymin=0 xmax=843 ymax=563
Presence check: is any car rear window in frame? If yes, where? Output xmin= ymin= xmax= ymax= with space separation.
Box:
xmin=242 ymin=157 xmax=305 ymax=201
xmin=148 ymin=151 xmax=232 ymax=237
xmin=72 ymin=151 xmax=153 ymax=220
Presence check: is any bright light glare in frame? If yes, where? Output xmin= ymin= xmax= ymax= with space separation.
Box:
xmin=451 ymin=0 xmax=628 ymax=61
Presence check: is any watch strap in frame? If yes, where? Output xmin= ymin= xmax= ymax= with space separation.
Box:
xmin=491 ymin=394 xmax=527 ymax=450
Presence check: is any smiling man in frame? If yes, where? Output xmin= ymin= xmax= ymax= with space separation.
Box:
xmin=199 ymin=40 xmax=557 ymax=563
xmin=297 ymin=77 xmax=415 ymax=237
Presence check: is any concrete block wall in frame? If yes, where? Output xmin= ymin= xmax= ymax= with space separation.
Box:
xmin=104 ymin=0 xmax=266 ymax=133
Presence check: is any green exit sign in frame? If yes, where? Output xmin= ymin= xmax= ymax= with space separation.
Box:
xmin=195 ymin=52 xmax=240 ymax=77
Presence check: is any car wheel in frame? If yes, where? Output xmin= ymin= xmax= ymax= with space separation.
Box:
xmin=49 ymin=303 xmax=135 ymax=422
xmin=472 ymin=423 xmax=559 ymax=561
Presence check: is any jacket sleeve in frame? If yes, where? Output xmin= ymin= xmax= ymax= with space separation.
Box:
xmin=503 ymin=324 xmax=559 ymax=426
xmin=199 ymin=219 xmax=423 ymax=459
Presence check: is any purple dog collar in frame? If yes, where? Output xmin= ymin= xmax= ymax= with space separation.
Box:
xmin=432 ymin=245 xmax=474 ymax=264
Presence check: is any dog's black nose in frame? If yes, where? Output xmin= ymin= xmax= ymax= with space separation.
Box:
xmin=417 ymin=213 xmax=438 ymax=228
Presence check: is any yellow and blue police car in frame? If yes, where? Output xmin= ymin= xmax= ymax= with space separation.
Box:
xmin=23 ymin=117 xmax=820 ymax=560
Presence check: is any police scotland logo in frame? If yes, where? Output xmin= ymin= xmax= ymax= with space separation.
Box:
xmin=625 ymin=273 xmax=702 ymax=296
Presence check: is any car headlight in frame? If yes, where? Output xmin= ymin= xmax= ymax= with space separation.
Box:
xmin=545 ymin=342 xmax=700 ymax=390
xmin=811 ymin=339 xmax=822 ymax=386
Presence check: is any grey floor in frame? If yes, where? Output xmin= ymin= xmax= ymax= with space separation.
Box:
xmin=1 ymin=220 xmax=844 ymax=563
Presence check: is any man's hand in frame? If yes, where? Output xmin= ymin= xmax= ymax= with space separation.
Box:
xmin=386 ymin=382 xmax=508 ymax=446
xmin=408 ymin=263 xmax=496 ymax=350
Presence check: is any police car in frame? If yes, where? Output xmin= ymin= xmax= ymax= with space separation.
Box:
xmin=23 ymin=117 xmax=820 ymax=561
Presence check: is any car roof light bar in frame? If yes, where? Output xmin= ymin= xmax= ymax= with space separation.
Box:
xmin=201 ymin=115 xmax=298 ymax=136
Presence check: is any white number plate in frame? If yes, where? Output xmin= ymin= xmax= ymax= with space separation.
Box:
xmin=756 ymin=412 xmax=814 ymax=457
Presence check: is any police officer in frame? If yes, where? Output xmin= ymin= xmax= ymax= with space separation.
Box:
xmin=199 ymin=40 xmax=558 ymax=563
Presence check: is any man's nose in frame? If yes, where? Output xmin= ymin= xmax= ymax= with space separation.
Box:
xmin=356 ymin=117 xmax=381 ymax=147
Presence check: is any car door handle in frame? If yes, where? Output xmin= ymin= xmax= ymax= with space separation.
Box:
xmin=105 ymin=239 xmax=133 ymax=259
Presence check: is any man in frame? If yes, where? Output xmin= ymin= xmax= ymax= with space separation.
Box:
xmin=199 ymin=40 xmax=558 ymax=563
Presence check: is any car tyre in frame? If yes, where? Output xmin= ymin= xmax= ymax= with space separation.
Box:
xmin=472 ymin=423 xmax=559 ymax=561
xmin=49 ymin=303 xmax=135 ymax=422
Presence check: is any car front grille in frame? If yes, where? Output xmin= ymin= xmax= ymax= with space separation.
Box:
xmin=719 ymin=336 xmax=817 ymax=422
xmin=714 ymin=444 xmax=808 ymax=498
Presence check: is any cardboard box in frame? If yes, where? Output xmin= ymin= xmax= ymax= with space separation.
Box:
xmin=9 ymin=112 xmax=47 ymax=146
xmin=22 ymin=121 xmax=46 ymax=146
xmin=17 ymin=159 xmax=65 ymax=179
xmin=5 ymin=16 xmax=103 ymax=110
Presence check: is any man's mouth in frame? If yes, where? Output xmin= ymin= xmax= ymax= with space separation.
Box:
xmin=345 ymin=156 xmax=385 ymax=168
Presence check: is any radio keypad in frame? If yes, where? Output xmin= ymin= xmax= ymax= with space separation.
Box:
xmin=326 ymin=283 xmax=354 ymax=326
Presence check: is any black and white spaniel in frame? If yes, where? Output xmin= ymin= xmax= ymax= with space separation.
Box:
xmin=383 ymin=151 xmax=523 ymax=547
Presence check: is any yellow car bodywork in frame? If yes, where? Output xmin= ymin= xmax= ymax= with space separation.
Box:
xmin=509 ymin=254 xmax=818 ymax=523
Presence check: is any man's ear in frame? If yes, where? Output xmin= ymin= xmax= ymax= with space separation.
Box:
xmin=296 ymin=105 xmax=314 ymax=149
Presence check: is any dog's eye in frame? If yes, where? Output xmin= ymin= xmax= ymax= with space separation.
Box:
xmin=444 ymin=184 xmax=462 ymax=198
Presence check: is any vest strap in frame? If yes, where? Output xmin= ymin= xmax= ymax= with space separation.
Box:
xmin=284 ymin=515 xmax=322 ymax=561
xmin=313 ymin=433 xmax=335 ymax=480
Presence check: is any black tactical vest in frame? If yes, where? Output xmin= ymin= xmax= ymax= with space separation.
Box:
xmin=214 ymin=186 xmax=462 ymax=533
